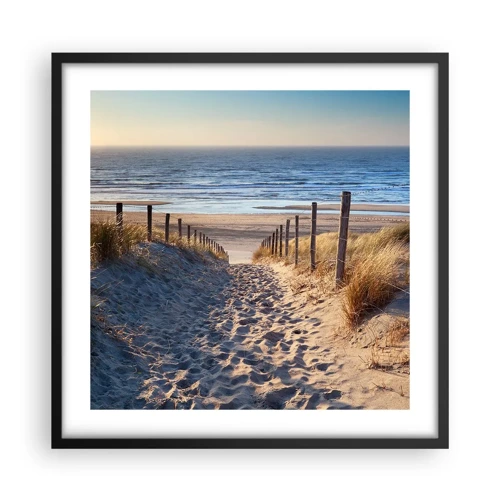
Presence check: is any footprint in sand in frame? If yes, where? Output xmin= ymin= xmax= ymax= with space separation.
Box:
xmin=324 ymin=390 xmax=342 ymax=400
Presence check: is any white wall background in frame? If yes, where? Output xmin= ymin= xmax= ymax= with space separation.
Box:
xmin=3 ymin=1 xmax=498 ymax=498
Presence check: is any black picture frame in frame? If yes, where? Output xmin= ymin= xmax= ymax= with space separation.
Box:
xmin=52 ymin=52 xmax=449 ymax=449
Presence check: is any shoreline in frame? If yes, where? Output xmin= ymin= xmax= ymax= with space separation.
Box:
xmin=254 ymin=203 xmax=409 ymax=213
xmin=91 ymin=202 xmax=409 ymax=216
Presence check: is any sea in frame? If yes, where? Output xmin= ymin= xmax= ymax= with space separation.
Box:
xmin=91 ymin=146 xmax=409 ymax=215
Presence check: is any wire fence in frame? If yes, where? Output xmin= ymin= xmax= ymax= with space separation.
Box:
xmin=257 ymin=191 xmax=410 ymax=287
xmin=91 ymin=202 xmax=228 ymax=259
xmin=259 ymin=192 xmax=352 ymax=281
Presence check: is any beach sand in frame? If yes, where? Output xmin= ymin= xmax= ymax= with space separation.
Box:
xmin=91 ymin=239 xmax=409 ymax=410
xmin=91 ymin=209 xmax=409 ymax=264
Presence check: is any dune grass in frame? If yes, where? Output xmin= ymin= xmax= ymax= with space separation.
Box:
xmin=91 ymin=219 xmax=228 ymax=266
xmin=341 ymin=240 xmax=407 ymax=327
xmin=91 ymin=220 xmax=148 ymax=265
xmin=253 ymin=222 xmax=409 ymax=327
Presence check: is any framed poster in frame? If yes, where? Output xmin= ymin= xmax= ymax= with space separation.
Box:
xmin=52 ymin=53 xmax=449 ymax=448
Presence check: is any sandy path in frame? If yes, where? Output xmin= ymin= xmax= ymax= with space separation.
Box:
xmin=92 ymin=245 xmax=351 ymax=409
xmin=196 ymin=264 xmax=349 ymax=409
xmin=92 ymin=242 xmax=408 ymax=410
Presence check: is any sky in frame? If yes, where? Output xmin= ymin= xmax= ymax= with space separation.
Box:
xmin=91 ymin=90 xmax=409 ymax=147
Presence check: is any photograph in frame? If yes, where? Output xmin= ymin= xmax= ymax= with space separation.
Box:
xmin=90 ymin=89 xmax=411 ymax=411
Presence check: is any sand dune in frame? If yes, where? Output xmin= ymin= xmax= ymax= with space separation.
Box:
xmin=91 ymin=242 xmax=409 ymax=410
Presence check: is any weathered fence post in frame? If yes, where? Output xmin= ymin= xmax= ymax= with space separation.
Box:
xmin=271 ymin=232 xmax=275 ymax=255
xmin=187 ymin=225 xmax=191 ymax=243
xmin=275 ymin=228 xmax=279 ymax=255
xmin=199 ymin=231 xmax=202 ymax=244
xmin=194 ymin=229 xmax=197 ymax=243
xmin=285 ymin=219 xmax=290 ymax=257
xmin=165 ymin=213 xmax=170 ymax=242
xmin=310 ymin=202 xmax=317 ymax=270
xmin=335 ymin=191 xmax=351 ymax=286
xmin=178 ymin=218 xmax=182 ymax=239
xmin=116 ymin=203 xmax=123 ymax=228
xmin=147 ymin=205 xmax=152 ymax=242
xmin=116 ymin=203 xmax=123 ymax=245
xmin=295 ymin=215 xmax=299 ymax=266
xmin=279 ymin=225 xmax=283 ymax=257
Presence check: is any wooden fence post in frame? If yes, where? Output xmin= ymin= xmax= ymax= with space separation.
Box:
xmin=310 ymin=202 xmax=317 ymax=270
xmin=335 ymin=191 xmax=351 ymax=286
xmin=116 ymin=203 xmax=123 ymax=227
xmin=187 ymin=225 xmax=191 ymax=243
xmin=116 ymin=203 xmax=123 ymax=246
xmin=295 ymin=215 xmax=299 ymax=266
xmin=285 ymin=219 xmax=290 ymax=257
xmin=199 ymin=232 xmax=202 ymax=244
xmin=165 ymin=213 xmax=170 ymax=242
xmin=279 ymin=225 xmax=283 ymax=257
xmin=178 ymin=218 xmax=182 ymax=239
xmin=194 ymin=229 xmax=197 ymax=243
xmin=147 ymin=205 xmax=152 ymax=242
xmin=275 ymin=228 xmax=279 ymax=255
xmin=271 ymin=232 xmax=275 ymax=255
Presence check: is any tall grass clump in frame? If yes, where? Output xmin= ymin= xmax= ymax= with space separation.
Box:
xmin=341 ymin=241 xmax=406 ymax=328
xmin=252 ymin=245 xmax=272 ymax=262
xmin=91 ymin=220 xmax=147 ymax=265
xmin=91 ymin=218 xmax=229 ymax=268
xmin=253 ymin=222 xmax=409 ymax=328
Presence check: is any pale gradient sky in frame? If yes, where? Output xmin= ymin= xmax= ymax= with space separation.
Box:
xmin=91 ymin=91 xmax=409 ymax=147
